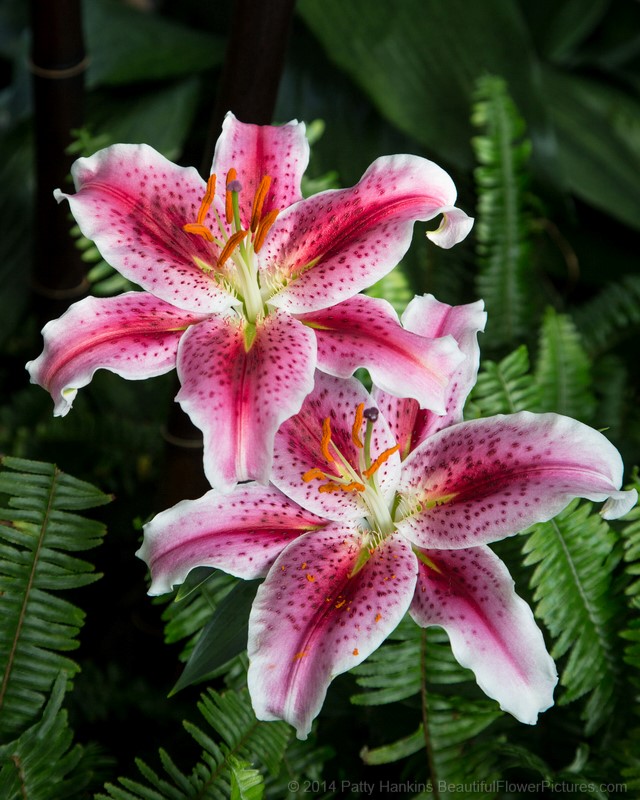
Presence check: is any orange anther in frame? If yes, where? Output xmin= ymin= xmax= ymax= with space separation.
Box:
xmin=306 ymin=574 xmax=315 ymax=582
xmin=197 ymin=173 xmax=217 ymax=224
xmin=183 ymin=222 xmax=215 ymax=241
xmin=250 ymin=175 xmax=272 ymax=232
xmin=293 ymin=650 xmax=308 ymax=661
xmin=253 ymin=209 xmax=279 ymax=253
xmin=301 ymin=562 xmax=307 ymax=569
xmin=375 ymin=613 xmax=382 ymax=623
xmin=353 ymin=648 xmax=359 ymax=656
xmin=217 ymin=230 xmax=248 ymax=268
xmin=335 ymin=598 xmax=346 ymax=609
xmin=225 ymin=168 xmax=238 ymax=224
xmin=302 ymin=468 xmax=326 ymax=483
xmin=320 ymin=417 xmax=334 ymax=463
xmin=351 ymin=403 xmax=365 ymax=448
xmin=341 ymin=481 xmax=365 ymax=493
xmin=318 ymin=483 xmax=342 ymax=494
xmin=363 ymin=444 xmax=400 ymax=479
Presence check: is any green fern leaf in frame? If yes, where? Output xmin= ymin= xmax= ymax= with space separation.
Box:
xmin=229 ymin=757 xmax=264 ymax=800
xmin=522 ymin=499 xmax=623 ymax=731
xmin=0 ymin=671 xmax=91 ymax=800
xmin=472 ymin=74 xmax=536 ymax=349
xmin=350 ymin=617 xmax=472 ymax=706
xmin=466 ymin=344 xmax=540 ymax=418
xmin=96 ymin=688 xmax=290 ymax=800
xmin=0 ymin=456 xmax=110 ymax=742
xmin=535 ymin=306 xmax=596 ymax=422
xmin=573 ymin=274 xmax=640 ymax=356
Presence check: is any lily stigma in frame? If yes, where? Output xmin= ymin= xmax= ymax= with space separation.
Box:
xmin=27 ymin=112 xmax=472 ymax=491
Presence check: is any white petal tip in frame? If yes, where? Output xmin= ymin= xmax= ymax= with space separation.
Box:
xmin=601 ymin=488 xmax=638 ymax=520
xmin=427 ymin=207 xmax=474 ymax=249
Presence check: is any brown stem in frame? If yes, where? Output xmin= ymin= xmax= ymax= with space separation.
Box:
xmin=29 ymin=0 xmax=89 ymax=323
xmin=420 ymin=629 xmax=440 ymax=800
xmin=159 ymin=0 xmax=296 ymax=509
xmin=201 ymin=0 xmax=297 ymax=173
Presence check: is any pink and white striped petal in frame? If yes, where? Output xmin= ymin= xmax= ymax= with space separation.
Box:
xmin=297 ymin=295 xmax=464 ymax=414
xmin=264 ymin=154 xmax=473 ymax=315
xmin=211 ymin=112 xmax=309 ymax=228
xmin=247 ymin=527 xmax=418 ymax=739
xmin=55 ymin=143 xmax=235 ymax=314
xmin=272 ymin=373 xmax=400 ymax=523
xmin=26 ymin=292 xmax=207 ymax=416
xmin=410 ymin=545 xmax=557 ymax=724
xmin=396 ymin=412 xmax=637 ymax=550
xmin=137 ymin=484 xmax=327 ymax=595
xmin=176 ymin=310 xmax=316 ymax=492
xmin=373 ymin=296 xmax=486 ymax=456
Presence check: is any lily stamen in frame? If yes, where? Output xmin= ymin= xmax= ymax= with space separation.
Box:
xmin=250 ymin=175 xmax=272 ymax=232
xmin=225 ymin=168 xmax=238 ymax=224
xmin=218 ymin=230 xmax=249 ymax=268
xmin=254 ymin=209 xmax=279 ymax=253
xmin=197 ymin=174 xmax=217 ymax=224
xmin=182 ymin=222 xmax=214 ymax=241
xmin=351 ymin=403 xmax=365 ymax=448
xmin=321 ymin=417 xmax=334 ymax=463
xmin=362 ymin=444 xmax=400 ymax=479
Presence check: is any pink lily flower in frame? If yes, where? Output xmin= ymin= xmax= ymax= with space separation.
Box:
xmin=137 ymin=296 xmax=637 ymax=739
xmin=26 ymin=112 xmax=472 ymax=491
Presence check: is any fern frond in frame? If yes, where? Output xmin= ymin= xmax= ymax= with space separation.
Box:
xmin=472 ymin=74 xmax=536 ymax=349
xmin=522 ymin=499 xmax=623 ymax=731
xmin=350 ymin=617 xmax=472 ymax=707
xmin=573 ymin=274 xmax=640 ymax=356
xmin=466 ymin=344 xmax=540 ymax=418
xmin=0 ymin=671 xmax=91 ymax=800
xmin=360 ymin=693 xmax=502 ymax=793
xmin=535 ymin=306 xmax=595 ymax=422
xmin=96 ymin=688 xmax=290 ymax=800
xmin=0 ymin=456 xmax=110 ymax=741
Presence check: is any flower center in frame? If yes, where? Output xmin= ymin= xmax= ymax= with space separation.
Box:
xmin=302 ymin=403 xmax=399 ymax=548
xmin=182 ymin=170 xmax=280 ymax=326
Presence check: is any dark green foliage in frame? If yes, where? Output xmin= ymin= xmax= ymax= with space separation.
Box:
xmin=0 ymin=672 xmax=93 ymax=800
xmin=96 ymin=688 xmax=290 ymax=800
xmin=535 ymin=307 xmax=595 ymax=421
xmin=472 ymin=75 xmax=536 ymax=350
xmin=0 ymin=456 xmax=110 ymax=742
xmin=522 ymin=500 xmax=624 ymax=731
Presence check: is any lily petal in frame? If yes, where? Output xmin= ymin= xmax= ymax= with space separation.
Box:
xmin=374 ymin=296 xmax=486 ymax=456
xmin=26 ymin=292 xmax=206 ymax=416
xmin=410 ymin=545 xmax=557 ymax=724
xmin=55 ymin=143 xmax=235 ymax=314
xmin=211 ymin=111 xmax=309 ymax=227
xmin=247 ymin=527 xmax=418 ymax=739
xmin=297 ymin=294 xmax=464 ymax=414
xmin=272 ymin=373 xmax=400 ymax=522
xmin=176 ymin=310 xmax=316 ymax=492
xmin=396 ymin=412 xmax=637 ymax=549
xmin=137 ymin=484 xmax=327 ymax=595
xmin=426 ymin=205 xmax=475 ymax=249
xmin=265 ymin=154 xmax=473 ymax=314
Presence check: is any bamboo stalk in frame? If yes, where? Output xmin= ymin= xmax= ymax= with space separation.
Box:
xmin=29 ymin=0 xmax=89 ymax=322
xmin=159 ymin=0 xmax=296 ymax=507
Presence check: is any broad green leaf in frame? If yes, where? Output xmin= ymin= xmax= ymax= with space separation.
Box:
xmin=87 ymin=78 xmax=201 ymax=161
xmin=84 ymin=0 xmax=225 ymax=88
xmin=171 ymin=580 xmax=260 ymax=694
xmin=297 ymin=0 xmax=558 ymax=178
xmin=542 ymin=65 xmax=640 ymax=231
